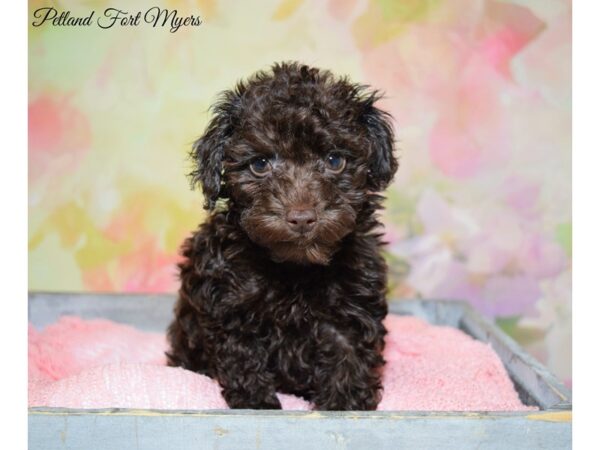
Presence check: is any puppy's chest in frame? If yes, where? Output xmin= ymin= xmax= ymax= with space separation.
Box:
xmin=261 ymin=279 xmax=342 ymax=323
xmin=260 ymin=285 xmax=350 ymax=349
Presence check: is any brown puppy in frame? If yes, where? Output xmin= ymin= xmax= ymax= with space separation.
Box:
xmin=167 ymin=62 xmax=398 ymax=410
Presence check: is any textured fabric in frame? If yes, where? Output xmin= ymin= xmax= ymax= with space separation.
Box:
xmin=29 ymin=315 xmax=534 ymax=411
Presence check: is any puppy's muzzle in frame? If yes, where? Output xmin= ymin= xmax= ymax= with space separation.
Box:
xmin=285 ymin=207 xmax=317 ymax=234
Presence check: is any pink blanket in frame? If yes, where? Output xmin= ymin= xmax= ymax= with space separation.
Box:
xmin=28 ymin=314 xmax=534 ymax=411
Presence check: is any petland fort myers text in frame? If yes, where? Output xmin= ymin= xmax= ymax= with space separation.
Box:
xmin=31 ymin=7 xmax=202 ymax=33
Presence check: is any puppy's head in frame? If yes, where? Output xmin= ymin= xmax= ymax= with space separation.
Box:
xmin=190 ymin=62 xmax=397 ymax=265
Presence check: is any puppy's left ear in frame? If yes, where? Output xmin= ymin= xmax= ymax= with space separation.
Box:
xmin=189 ymin=91 xmax=240 ymax=210
xmin=361 ymin=94 xmax=398 ymax=191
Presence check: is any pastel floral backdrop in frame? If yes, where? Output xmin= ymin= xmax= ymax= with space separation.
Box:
xmin=28 ymin=0 xmax=572 ymax=384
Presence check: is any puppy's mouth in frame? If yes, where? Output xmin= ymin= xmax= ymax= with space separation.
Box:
xmin=269 ymin=241 xmax=338 ymax=265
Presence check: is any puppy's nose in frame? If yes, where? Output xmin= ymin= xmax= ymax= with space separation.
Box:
xmin=286 ymin=208 xmax=317 ymax=233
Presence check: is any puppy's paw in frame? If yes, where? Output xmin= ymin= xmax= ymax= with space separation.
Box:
xmin=223 ymin=389 xmax=282 ymax=410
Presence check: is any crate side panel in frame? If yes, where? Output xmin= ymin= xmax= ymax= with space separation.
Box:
xmin=28 ymin=292 xmax=175 ymax=332
xmin=29 ymin=412 xmax=572 ymax=450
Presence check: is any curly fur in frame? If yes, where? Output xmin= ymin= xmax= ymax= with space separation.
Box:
xmin=166 ymin=62 xmax=398 ymax=410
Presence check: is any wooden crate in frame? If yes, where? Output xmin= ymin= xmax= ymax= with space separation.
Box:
xmin=28 ymin=292 xmax=572 ymax=450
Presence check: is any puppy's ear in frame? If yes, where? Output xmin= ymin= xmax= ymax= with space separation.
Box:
xmin=189 ymin=91 xmax=240 ymax=210
xmin=361 ymin=93 xmax=398 ymax=191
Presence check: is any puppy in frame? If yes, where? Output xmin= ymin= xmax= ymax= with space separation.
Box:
xmin=167 ymin=62 xmax=398 ymax=410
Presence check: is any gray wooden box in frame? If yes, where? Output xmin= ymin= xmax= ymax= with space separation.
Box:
xmin=28 ymin=292 xmax=572 ymax=450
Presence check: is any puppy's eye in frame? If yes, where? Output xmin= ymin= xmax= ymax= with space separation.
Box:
xmin=249 ymin=157 xmax=272 ymax=177
xmin=325 ymin=153 xmax=346 ymax=174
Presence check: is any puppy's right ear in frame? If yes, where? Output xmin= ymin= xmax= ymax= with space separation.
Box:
xmin=360 ymin=92 xmax=398 ymax=191
xmin=189 ymin=91 xmax=241 ymax=210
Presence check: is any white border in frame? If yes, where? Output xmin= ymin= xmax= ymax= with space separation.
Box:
xmin=1 ymin=2 xmax=27 ymax=449
xmin=573 ymin=0 xmax=599 ymax=448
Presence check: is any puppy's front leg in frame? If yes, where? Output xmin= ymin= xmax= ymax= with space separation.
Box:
xmin=312 ymin=326 xmax=384 ymax=411
xmin=215 ymin=336 xmax=281 ymax=410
